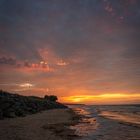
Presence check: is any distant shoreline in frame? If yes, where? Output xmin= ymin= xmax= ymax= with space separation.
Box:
xmin=65 ymin=103 xmax=140 ymax=106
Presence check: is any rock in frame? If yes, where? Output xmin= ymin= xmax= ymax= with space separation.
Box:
xmin=3 ymin=108 xmax=16 ymax=118
xmin=0 ymin=90 xmax=68 ymax=119
xmin=0 ymin=109 xmax=3 ymax=119
xmin=15 ymin=108 xmax=25 ymax=117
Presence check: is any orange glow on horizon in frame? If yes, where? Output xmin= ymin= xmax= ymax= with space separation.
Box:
xmin=60 ymin=93 xmax=140 ymax=104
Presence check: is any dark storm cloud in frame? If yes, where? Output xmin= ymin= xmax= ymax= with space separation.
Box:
xmin=0 ymin=0 xmax=109 ymax=58
xmin=0 ymin=0 xmax=44 ymax=60
xmin=0 ymin=0 xmax=139 ymax=58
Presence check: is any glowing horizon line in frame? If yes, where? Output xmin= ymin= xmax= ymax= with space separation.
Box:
xmin=60 ymin=93 xmax=140 ymax=103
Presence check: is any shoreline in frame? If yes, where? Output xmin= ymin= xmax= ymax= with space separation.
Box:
xmin=0 ymin=108 xmax=81 ymax=140
xmin=1 ymin=104 xmax=139 ymax=140
xmin=70 ymin=105 xmax=140 ymax=140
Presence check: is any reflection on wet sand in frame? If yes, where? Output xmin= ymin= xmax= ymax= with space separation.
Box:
xmin=69 ymin=105 xmax=140 ymax=140
xmin=70 ymin=108 xmax=98 ymax=136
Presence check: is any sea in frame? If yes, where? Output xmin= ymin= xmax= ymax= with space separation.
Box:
xmin=69 ymin=104 xmax=140 ymax=140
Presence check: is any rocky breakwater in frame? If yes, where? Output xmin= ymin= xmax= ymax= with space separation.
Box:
xmin=0 ymin=90 xmax=67 ymax=119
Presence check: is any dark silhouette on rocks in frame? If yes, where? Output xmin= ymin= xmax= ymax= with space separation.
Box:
xmin=44 ymin=95 xmax=58 ymax=102
xmin=0 ymin=90 xmax=67 ymax=119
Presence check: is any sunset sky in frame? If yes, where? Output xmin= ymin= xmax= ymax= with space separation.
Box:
xmin=0 ymin=0 xmax=140 ymax=104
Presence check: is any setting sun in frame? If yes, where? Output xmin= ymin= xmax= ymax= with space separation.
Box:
xmin=61 ymin=93 xmax=140 ymax=104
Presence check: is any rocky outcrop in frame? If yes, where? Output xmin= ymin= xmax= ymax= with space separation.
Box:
xmin=0 ymin=90 xmax=67 ymax=119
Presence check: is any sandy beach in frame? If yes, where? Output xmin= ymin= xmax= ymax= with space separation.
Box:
xmin=0 ymin=109 xmax=79 ymax=140
xmin=0 ymin=104 xmax=140 ymax=140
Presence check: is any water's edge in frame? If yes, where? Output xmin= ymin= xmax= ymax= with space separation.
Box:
xmin=69 ymin=105 xmax=140 ymax=140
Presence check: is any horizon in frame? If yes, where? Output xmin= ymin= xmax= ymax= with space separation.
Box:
xmin=1 ymin=89 xmax=140 ymax=105
xmin=0 ymin=0 xmax=140 ymax=104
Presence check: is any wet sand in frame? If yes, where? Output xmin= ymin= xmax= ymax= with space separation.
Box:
xmin=69 ymin=105 xmax=140 ymax=140
xmin=0 ymin=109 xmax=79 ymax=140
xmin=70 ymin=108 xmax=98 ymax=137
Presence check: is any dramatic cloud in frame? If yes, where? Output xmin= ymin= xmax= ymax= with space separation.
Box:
xmin=0 ymin=0 xmax=140 ymax=104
